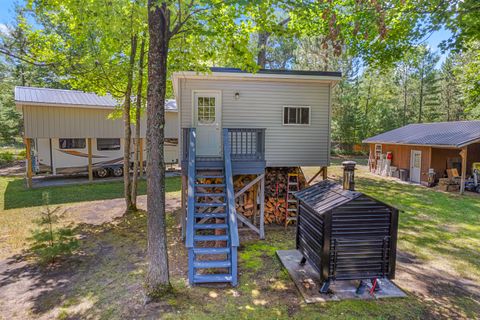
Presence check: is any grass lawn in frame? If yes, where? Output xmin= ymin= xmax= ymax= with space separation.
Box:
xmin=0 ymin=165 xmax=479 ymax=319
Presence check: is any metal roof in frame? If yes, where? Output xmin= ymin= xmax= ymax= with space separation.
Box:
xmin=209 ymin=67 xmax=342 ymax=78
xmin=15 ymin=86 xmax=117 ymax=108
xmin=15 ymin=86 xmax=178 ymax=112
xmin=363 ymin=121 xmax=480 ymax=148
xmin=294 ymin=180 xmax=362 ymax=214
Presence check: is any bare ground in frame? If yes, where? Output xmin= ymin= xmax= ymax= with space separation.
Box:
xmin=0 ymin=196 xmax=478 ymax=319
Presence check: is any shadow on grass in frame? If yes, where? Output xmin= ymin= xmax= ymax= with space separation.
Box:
xmin=356 ymin=176 xmax=480 ymax=276
xmin=0 ymin=209 xmax=185 ymax=319
xmin=2 ymin=177 xmax=181 ymax=210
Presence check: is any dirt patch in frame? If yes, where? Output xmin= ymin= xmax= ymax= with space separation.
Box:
xmin=0 ymin=198 xmax=478 ymax=319
xmin=0 ymin=161 xmax=25 ymax=177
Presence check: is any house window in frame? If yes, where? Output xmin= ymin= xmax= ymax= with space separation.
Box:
xmin=197 ymin=96 xmax=216 ymax=124
xmin=97 ymin=138 xmax=121 ymax=151
xmin=283 ymin=106 xmax=310 ymax=125
xmin=59 ymin=138 xmax=86 ymax=149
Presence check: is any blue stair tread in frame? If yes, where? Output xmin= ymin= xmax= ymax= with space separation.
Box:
xmin=194 ymin=202 xmax=226 ymax=207
xmin=195 ymin=213 xmax=227 ymax=218
xmin=197 ymin=166 xmax=224 ymax=170
xmin=194 ymin=223 xmax=228 ymax=229
xmin=193 ymin=260 xmax=231 ymax=268
xmin=193 ymin=247 xmax=230 ymax=255
xmin=193 ymin=274 xmax=232 ymax=283
xmin=195 ymin=193 xmax=226 ymax=197
xmin=195 ymin=183 xmax=225 ymax=187
xmin=194 ymin=235 xmax=228 ymax=241
xmin=196 ymin=175 xmax=225 ymax=179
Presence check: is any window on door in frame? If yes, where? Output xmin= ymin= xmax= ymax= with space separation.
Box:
xmin=97 ymin=138 xmax=121 ymax=151
xmin=197 ymin=96 xmax=216 ymax=124
xmin=59 ymin=138 xmax=86 ymax=149
xmin=283 ymin=106 xmax=310 ymax=125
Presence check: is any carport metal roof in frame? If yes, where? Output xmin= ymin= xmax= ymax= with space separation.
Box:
xmin=363 ymin=121 xmax=480 ymax=148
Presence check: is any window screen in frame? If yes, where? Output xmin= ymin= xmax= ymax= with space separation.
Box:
xmin=97 ymin=138 xmax=121 ymax=151
xmin=59 ymin=138 xmax=86 ymax=149
xmin=283 ymin=106 xmax=310 ymax=125
xmin=197 ymin=96 xmax=216 ymax=124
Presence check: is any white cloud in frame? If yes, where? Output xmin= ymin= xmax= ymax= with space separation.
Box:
xmin=0 ymin=23 xmax=9 ymax=35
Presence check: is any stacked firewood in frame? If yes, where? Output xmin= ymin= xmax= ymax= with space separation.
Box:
xmin=234 ymin=175 xmax=259 ymax=220
xmin=264 ymin=167 xmax=307 ymax=224
xmin=438 ymin=177 xmax=460 ymax=192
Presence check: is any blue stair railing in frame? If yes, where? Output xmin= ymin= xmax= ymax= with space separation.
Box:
xmin=185 ymin=128 xmax=239 ymax=286
xmin=223 ymin=128 xmax=239 ymax=286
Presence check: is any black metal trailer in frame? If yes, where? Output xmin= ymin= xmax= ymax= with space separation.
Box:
xmin=294 ymin=163 xmax=399 ymax=294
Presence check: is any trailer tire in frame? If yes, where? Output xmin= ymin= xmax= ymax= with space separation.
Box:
xmin=96 ymin=167 xmax=109 ymax=178
xmin=112 ymin=167 xmax=123 ymax=177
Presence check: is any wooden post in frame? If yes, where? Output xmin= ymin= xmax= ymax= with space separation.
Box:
xmin=87 ymin=138 xmax=93 ymax=182
xmin=139 ymin=138 xmax=144 ymax=178
xmin=25 ymin=138 xmax=33 ymax=188
xmin=460 ymin=147 xmax=468 ymax=194
xmin=259 ymin=174 xmax=265 ymax=240
xmin=322 ymin=166 xmax=328 ymax=180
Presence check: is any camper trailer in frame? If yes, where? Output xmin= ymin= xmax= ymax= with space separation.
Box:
xmin=16 ymin=86 xmax=179 ymax=180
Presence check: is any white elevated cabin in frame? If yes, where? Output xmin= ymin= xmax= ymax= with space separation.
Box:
xmin=172 ymin=68 xmax=341 ymax=240
xmin=15 ymin=86 xmax=179 ymax=186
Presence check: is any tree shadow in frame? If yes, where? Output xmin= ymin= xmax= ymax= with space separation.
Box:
xmin=0 ymin=209 xmax=186 ymax=319
xmin=3 ymin=177 xmax=181 ymax=210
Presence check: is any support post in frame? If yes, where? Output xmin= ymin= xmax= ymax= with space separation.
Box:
xmin=139 ymin=138 xmax=144 ymax=178
xmin=322 ymin=166 xmax=328 ymax=180
xmin=259 ymin=173 xmax=265 ymax=240
xmin=460 ymin=147 xmax=468 ymax=194
xmin=181 ymin=174 xmax=188 ymax=239
xmin=87 ymin=138 xmax=93 ymax=182
xmin=25 ymin=138 xmax=32 ymax=188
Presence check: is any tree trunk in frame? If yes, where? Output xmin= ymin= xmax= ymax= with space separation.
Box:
xmin=403 ymin=64 xmax=408 ymax=126
xmin=257 ymin=31 xmax=269 ymax=68
xmin=123 ymin=34 xmax=138 ymax=212
xmin=146 ymin=0 xmax=171 ymax=297
xmin=418 ymin=59 xmax=425 ymax=123
xmin=131 ymin=38 xmax=146 ymax=208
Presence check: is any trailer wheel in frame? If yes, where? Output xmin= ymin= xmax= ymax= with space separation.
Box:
xmin=96 ymin=167 xmax=109 ymax=178
xmin=112 ymin=167 xmax=123 ymax=177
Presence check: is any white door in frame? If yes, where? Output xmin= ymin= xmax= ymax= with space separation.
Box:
xmin=193 ymin=92 xmax=221 ymax=156
xmin=410 ymin=150 xmax=422 ymax=183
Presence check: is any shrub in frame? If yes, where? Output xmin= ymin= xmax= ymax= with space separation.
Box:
xmin=29 ymin=192 xmax=79 ymax=264
xmin=0 ymin=151 xmax=14 ymax=165
xmin=17 ymin=150 xmax=26 ymax=159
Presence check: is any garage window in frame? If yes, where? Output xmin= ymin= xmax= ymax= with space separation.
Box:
xmin=59 ymin=138 xmax=86 ymax=149
xmin=97 ymin=138 xmax=121 ymax=151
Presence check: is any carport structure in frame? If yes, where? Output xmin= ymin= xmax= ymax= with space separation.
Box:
xmin=364 ymin=121 xmax=480 ymax=193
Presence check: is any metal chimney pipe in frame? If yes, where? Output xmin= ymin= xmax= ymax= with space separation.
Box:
xmin=342 ymin=161 xmax=357 ymax=191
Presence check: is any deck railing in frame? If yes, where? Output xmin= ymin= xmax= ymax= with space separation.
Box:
xmin=227 ymin=128 xmax=266 ymax=161
xmin=182 ymin=128 xmax=266 ymax=162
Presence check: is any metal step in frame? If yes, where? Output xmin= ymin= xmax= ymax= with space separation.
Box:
xmin=194 ymin=223 xmax=228 ymax=230
xmin=193 ymin=260 xmax=232 ymax=268
xmin=193 ymin=274 xmax=233 ymax=283
xmin=194 ymin=234 xmax=229 ymax=241
xmin=196 ymin=175 xmax=225 ymax=179
xmin=194 ymin=202 xmax=226 ymax=207
xmin=194 ymin=213 xmax=227 ymax=219
xmin=195 ymin=183 xmax=225 ymax=188
xmin=287 ymin=208 xmax=298 ymax=212
xmin=196 ymin=166 xmax=224 ymax=171
xmin=287 ymin=199 xmax=297 ymax=203
xmin=195 ymin=193 xmax=226 ymax=197
xmin=193 ymin=247 xmax=230 ymax=255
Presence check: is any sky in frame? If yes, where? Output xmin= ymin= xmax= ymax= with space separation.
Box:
xmin=0 ymin=0 xmax=453 ymax=67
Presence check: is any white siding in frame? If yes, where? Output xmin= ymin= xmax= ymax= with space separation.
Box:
xmin=178 ymin=78 xmax=331 ymax=167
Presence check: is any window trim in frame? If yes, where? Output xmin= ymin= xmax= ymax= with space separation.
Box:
xmin=58 ymin=138 xmax=86 ymax=150
xmin=282 ymin=106 xmax=311 ymax=126
xmin=96 ymin=138 xmax=121 ymax=151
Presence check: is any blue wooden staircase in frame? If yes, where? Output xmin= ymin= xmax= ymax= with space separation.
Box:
xmin=185 ymin=129 xmax=239 ymax=286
